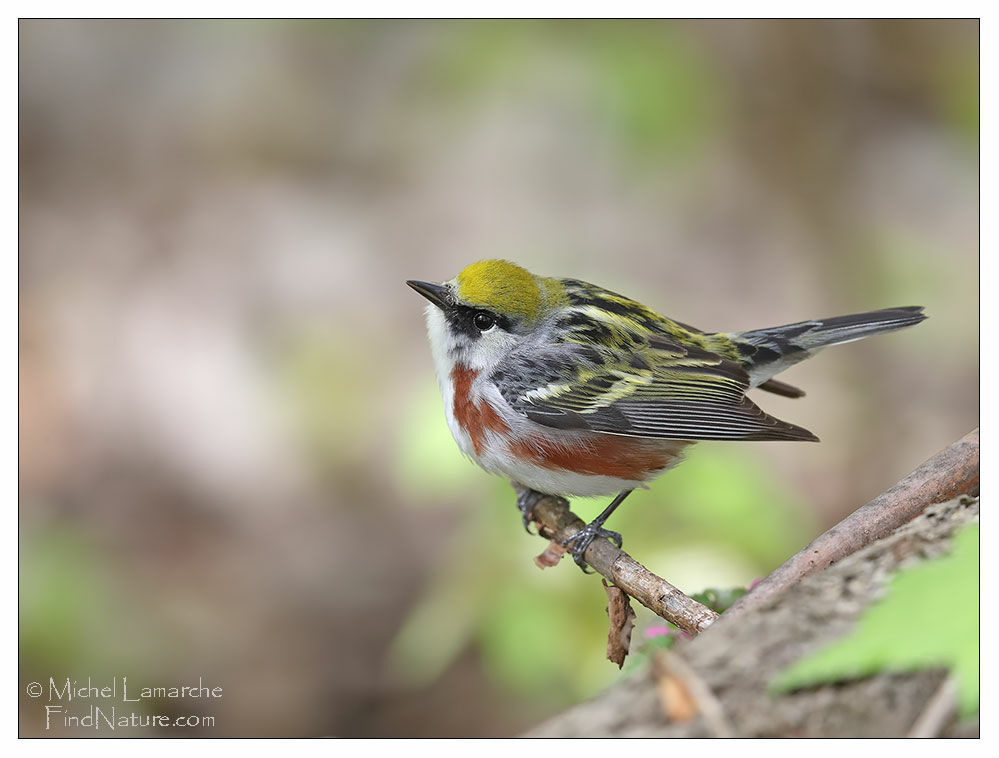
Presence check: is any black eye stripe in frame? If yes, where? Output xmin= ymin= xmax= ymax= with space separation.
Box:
xmin=445 ymin=305 xmax=511 ymax=338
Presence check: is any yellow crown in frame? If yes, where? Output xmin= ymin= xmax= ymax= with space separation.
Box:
xmin=455 ymin=260 xmax=566 ymax=323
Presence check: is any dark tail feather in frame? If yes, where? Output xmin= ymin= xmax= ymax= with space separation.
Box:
xmin=757 ymin=377 xmax=806 ymax=398
xmin=736 ymin=306 xmax=926 ymax=384
xmin=739 ymin=306 xmax=925 ymax=352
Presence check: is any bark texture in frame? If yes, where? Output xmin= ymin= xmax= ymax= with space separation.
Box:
xmin=526 ymin=495 xmax=979 ymax=738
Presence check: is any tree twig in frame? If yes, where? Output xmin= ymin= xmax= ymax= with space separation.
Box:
xmin=528 ymin=495 xmax=719 ymax=636
xmin=525 ymin=429 xmax=977 ymax=641
xmin=723 ymin=428 xmax=979 ymax=620
xmin=907 ymin=675 xmax=957 ymax=738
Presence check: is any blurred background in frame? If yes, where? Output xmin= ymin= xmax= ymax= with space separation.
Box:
xmin=19 ymin=19 xmax=977 ymax=737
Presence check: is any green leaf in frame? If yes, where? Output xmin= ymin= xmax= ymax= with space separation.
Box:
xmin=772 ymin=522 xmax=979 ymax=717
xmin=690 ymin=586 xmax=748 ymax=613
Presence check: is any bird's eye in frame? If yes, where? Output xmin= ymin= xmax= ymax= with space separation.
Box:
xmin=473 ymin=312 xmax=496 ymax=331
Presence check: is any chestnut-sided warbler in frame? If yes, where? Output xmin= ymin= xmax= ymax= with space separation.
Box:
xmin=408 ymin=260 xmax=925 ymax=570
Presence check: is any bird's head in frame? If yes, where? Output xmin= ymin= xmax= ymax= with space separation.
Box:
xmin=408 ymin=260 xmax=567 ymax=372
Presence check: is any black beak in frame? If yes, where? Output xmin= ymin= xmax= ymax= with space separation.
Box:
xmin=406 ymin=280 xmax=450 ymax=309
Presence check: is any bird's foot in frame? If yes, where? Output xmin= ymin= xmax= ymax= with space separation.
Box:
xmin=561 ymin=522 xmax=623 ymax=573
xmin=514 ymin=487 xmax=551 ymax=533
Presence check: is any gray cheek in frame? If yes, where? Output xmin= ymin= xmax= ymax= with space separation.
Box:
xmin=467 ymin=332 xmax=518 ymax=371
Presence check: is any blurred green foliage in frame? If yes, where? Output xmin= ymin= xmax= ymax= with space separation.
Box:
xmin=420 ymin=21 xmax=721 ymax=162
xmin=395 ymin=379 xmax=484 ymax=500
xmin=936 ymin=48 xmax=979 ymax=146
xmin=20 ymin=526 xmax=155 ymax=682
xmin=773 ymin=522 xmax=979 ymax=717
xmin=21 ymin=528 xmax=115 ymax=671
xmin=582 ymin=23 xmax=724 ymax=159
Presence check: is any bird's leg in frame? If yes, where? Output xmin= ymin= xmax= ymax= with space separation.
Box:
xmin=561 ymin=489 xmax=633 ymax=572
xmin=513 ymin=485 xmax=562 ymax=533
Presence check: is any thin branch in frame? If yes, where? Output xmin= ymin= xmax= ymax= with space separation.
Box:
xmin=528 ymin=495 xmax=719 ymax=636
xmin=907 ymin=676 xmax=958 ymax=738
xmin=526 ymin=429 xmax=977 ymax=641
xmin=723 ymin=428 xmax=979 ymax=621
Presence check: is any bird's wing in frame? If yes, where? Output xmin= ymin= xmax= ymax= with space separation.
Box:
xmin=511 ymin=334 xmax=817 ymax=442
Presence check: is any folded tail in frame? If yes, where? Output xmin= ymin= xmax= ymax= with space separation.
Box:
xmin=733 ymin=306 xmax=926 ymax=388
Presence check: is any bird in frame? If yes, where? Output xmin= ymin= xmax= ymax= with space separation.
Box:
xmin=407 ymin=259 xmax=926 ymax=570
